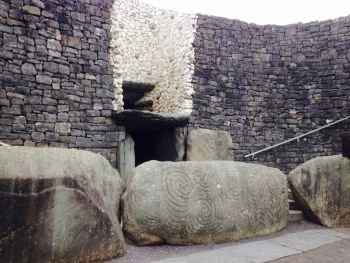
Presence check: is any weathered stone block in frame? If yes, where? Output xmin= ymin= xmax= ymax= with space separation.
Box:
xmin=31 ymin=132 xmax=45 ymax=141
xmin=123 ymin=161 xmax=288 ymax=245
xmin=36 ymin=75 xmax=52 ymax=85
xmin=187 ymin=129 xmax=234 ymax=161
xmin=47 ymin=39 xmax=62 ymax=52
xmin=59 ymin=64 xmax=70 ymax=75
xmin=44 ymin=62 xmax=59 ymax=73
xmin=61 ymin=35 xmax=81 ymax=47
xmin=76 ymin=137 xmax=93 ymax=148
xmin=45 ymin=132 xmax=59 ymax=141
xmin=22 ymin=5 xmax=41 ymax=16
xmin=55 ymin=123 xmax=71 ymax=134
xmin=32 ymin=0 xmax=45 ymax=9
xmin=14 ymin=116 xmax=26 ymax=125
xmin=21 ymin=63 xmax=37 ymax=75
xmin=289 ymin=155 xmax=350 ymax=227
xmin=0 ymin=147 xmax=125 ymax=262
xmin=35 ymin=122 xmax=55 ymax=132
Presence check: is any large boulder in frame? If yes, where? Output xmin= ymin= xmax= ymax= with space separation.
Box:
xmin=0 ymin=147 xmax=126 ymax=263
xmin=186 ymin=129 xmax=233 ymax=161
xmin=289 ymin=155 xmax=350 ymax=227
xmin=122 ymin=161 xmax=288 ymax=245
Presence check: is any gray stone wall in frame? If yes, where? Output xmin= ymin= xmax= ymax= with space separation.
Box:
xmin=0 ymin=0 xmax=124 ymax=166
xmin=191 ymin=15 xmax=350 ymax=172
xmin=111 ymin=0 xmax=197 ymax=114
xmin=1 ymin=1 xmax=350 ymax=171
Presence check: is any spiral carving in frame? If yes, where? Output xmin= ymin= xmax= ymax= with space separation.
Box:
xmin=190 ymin=166 xmax=222 ymax=234
xmin=162 ymin=166 xmax=193 ymax=216
xmin=122 ymin=161 xmax=288 ymax=245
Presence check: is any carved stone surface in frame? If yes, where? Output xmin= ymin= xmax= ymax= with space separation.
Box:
xmin=289 ymin=155 xmax=350 ymax=227
xmin=0 ymin=147 xmax=126 ymax=263
xmin=186 ymin=129 xmax=234 ymax=161
xmin=122 ymin=161 xmax=288 ymax=245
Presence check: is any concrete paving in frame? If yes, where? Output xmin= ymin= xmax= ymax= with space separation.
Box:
xmin=271 ymin=239 xmax=350 ymax=263
xmin=109 ymin=221 xmax=350 ymax=263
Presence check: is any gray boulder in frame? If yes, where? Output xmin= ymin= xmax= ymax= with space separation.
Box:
xmin=0 ymin=147 xmax=126 ymax=263
xmin=186 ymin=129 xmax=233 ymax=161
xmin=289 ymin=155 xmax=350 ymax=227
xmin=122 ymin=161 xmax=288 ymax=245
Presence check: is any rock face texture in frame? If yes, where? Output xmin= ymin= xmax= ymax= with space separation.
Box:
xmin=186 ymin=129 xmax=234 ymax=161
xmin=289 ymin=155 xmax=350 ymax=227
xmin=0 ymin=147 xmax=125 ymax=263
xmin=122 ymin=161 xmax=288 ymax=245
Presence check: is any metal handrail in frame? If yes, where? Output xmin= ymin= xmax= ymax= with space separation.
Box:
xmin=245 ymin=115 xmax=350 ymax=158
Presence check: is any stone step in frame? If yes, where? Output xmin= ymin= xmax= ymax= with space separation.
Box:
xmin=288 ymin=210 xmax=305 ymax=222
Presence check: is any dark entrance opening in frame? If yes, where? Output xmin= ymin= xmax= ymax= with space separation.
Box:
xmin=122 ymin=82 xmax=154 ymax=110
xmin=112 ymin=109 xmax=190 ymax=180
xmin=128 ymin=129 xmax=184 ymax=166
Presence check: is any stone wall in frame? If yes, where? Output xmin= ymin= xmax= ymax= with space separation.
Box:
xmin=0 ymin=0 xmax=123 ymax=166
xmin=111 ymin=0 xmax=197 ymax=114
xmin=1 ymin=1 xmax=350 ymax=171
xmin=191 ymin=15 xmax=350 ymax=171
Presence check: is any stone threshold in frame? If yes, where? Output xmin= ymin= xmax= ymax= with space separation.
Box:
xmin=148 ymin=228 xmax=350 ymax=263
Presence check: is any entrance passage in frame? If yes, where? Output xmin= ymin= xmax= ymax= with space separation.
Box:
xmin=129 ymin=129 xmax=184 ymax=166
xmin=112 ymin=109 xmax=190 ymax=181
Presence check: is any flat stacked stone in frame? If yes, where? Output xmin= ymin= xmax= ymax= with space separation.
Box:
xmin=0 ymin=0 xmax=122 ymax=166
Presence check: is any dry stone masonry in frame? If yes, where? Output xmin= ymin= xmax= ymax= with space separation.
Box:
xmin=0 ymin=0 xmax=122 ymax=166
xmin=0 ymin=0 xmax=349 ymax=171
xmin=191 ymin=15 xmax=350 ymax=171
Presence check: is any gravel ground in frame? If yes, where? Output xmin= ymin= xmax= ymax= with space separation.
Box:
xmin=107 ymin=220 xmax=327 ymax=263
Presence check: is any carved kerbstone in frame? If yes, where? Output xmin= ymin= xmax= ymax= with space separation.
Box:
xmin=122 ymin=161 xmax=288 ymax=245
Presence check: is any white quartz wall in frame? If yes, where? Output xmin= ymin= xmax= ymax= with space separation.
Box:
xmin=110 ymin=0 xmax=197 ymax=114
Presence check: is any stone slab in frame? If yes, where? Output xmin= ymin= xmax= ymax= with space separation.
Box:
xmin=150 ymin=240 xmax=299 ymax=263
xmin=270 ymin=230 xmax=342 ymax=252
xmin=111 ymin=110 xmax=189 ymax=131
xmin=270 ymin=240 xmax=350 ymax=263
xmin=313 ymin=229 xmax=350 ymax=240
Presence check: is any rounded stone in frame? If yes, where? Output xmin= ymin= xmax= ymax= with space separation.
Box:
xmin=289 ymin=155 xmax=350 ymax=227
xmin=21 ymin=63 xmax=37 ymax=75
xmin=122 ymin=160 xmax=288 ymax=245
xmin=0 ymin=147 xmax=126 ymax=262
